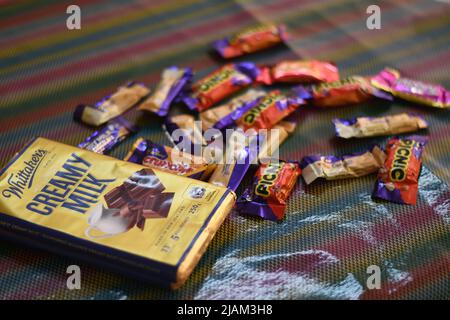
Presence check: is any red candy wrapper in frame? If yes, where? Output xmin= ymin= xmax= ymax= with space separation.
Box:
xmin=257 ymin=60 xmax=339 ymax=85
xmin=294 ymin=76 xmax=392 ymax=108
xmin=372 ymin=136 xmax=427 ymax=205
xmin=183 ymin=63 xmax=259 ymax=112
xmin=236 ymin=160 xmax=301 ymax=221
xmin=236 ymin=90 xmax=304 ymax=131
xmin=213 ymin=24 xmax=288 ymax=59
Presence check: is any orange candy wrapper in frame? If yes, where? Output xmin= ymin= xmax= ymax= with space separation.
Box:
xmin=256 ymin=60 xmax=339 ymax=85
xmin=213 ymin=24 xmax=288 ymax=59
xmin=236 ymin=90 xmax=304 ymax=131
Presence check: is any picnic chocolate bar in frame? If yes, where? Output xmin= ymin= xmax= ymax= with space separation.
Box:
xmin=183 ymin=63 xmax=259 ymax=112
xmin=236 ymin=90 xmax=304 ymax=131
xmin=293 ymin=76 xmax=392 ymax=107
xmin=256 ymin=60 xmax=339 ymax=85
xmin=199 ymin=89 xmax=265 ymax=131
xmin=372 ymin=135 xmax=427 ymax=205
xmin=236 ymin=160 xmax=301 ymax=221
xmin=0 ymin=138 xmax=235 ymax=288
xmin=213 ymin=24 xmax=288 ymax=59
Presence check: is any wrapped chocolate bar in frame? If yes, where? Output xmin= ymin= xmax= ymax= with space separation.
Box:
xmin=183 ymin=63 xmax=259 ymax=112
xmin=256 ymin=60 xmax=339 ymax=85
xmin=300 ymin=145 xmax=386 ymax=184
xmin=333 ymin=113 xmax=428 ymax=139
xmin=139 ymin=67 xmax=193 ymax=117
xmin=293 ymin=76 xmax=392 ymax=108
xmin=236 ymin=160 xmax=301 ymax=221
xmin=213 ymin=24 xmax=288 ymax=59
xmin=371 ymin=68 xmax=450 ymax=108
xmin=258 ymin=115 xmax=298 ymax=159
xmin=199 ymin=89 xmax=265 ymax=131
xmin=124 ymin=138 xmax=216 ymax=181
xmin=0 ymin=138 xmax=235 ymax=288
xmin=78 ymin=117 xmax=138 ymax=154
xmin=208 ymin=131 xmax=257 ymax=191
xmin=373 ymin=136 xmax=427 ymax=205
xmin=163 ymin=114 xmax=206 ymax=153
xmin=74 ymin=82 xmax=150 ymax=126
xmin=236 ymin=90 xmax=304 ymax=131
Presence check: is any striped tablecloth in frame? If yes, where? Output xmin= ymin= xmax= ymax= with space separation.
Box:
xmin=0 ymin=0 xmax=449 ymax=299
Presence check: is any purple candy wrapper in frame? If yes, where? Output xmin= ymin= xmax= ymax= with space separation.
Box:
xmin=78 ymin=117 xmax=138 ymax=154
xmin=371 ymin=68 xmax=450 ymax=108
xmin=139 ymin=67 xmax=193 ymax=117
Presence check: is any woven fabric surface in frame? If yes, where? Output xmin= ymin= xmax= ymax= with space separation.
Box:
xmin=0 ymin=0 xmax=449 ymax=299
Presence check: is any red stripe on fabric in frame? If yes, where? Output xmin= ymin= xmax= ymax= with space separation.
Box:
xmin=314 ymin=189 xmax=450 ymax=260
xmin=0 ymin=0 xmax=104 ymax=29
xmin=0 ymin=252 xmax=43 ymax=274
xmin=401 ymin=50 xmax=450 ymax=76
xmin=0 ymin=0 xmax=166 ymax=46
xmin=4 ymin=267 xmax=99 ymax=300
xmin=0 ymin=0 xmax=310 ymax=95
xmin=360 ymin=252 xmax=450 ymax=299
xmin=0 ymin=56 xmax=223 ymax=159
xmin=300 ymin=6 xmax=445 ymax=57
xmin=236 ymin=188 xmax=450 ymax=276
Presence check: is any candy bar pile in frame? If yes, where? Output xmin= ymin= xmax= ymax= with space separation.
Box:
xmin=1 ymin=23 xmax=447 ymax=288
xmin=74 ymin=23 xmax=446 ymax=213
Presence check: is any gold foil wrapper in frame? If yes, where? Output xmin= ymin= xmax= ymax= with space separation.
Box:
xmin=334 ymin=113 xmax=428 ymax=138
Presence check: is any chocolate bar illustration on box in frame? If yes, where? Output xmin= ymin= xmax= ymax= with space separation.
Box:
xmin=86 ymin=169 xmax=174 ymax=238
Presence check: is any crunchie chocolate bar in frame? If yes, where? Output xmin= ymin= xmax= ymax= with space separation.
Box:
xmin=293 ymin=76 xmax=392 ymax=108
xmin=256 ymin=60 xmax=339 ymax=85
xmin=0 ymin=137 xmax=235 ymax=288
xmin=139 ymin=67 xmax=193 ymax=117
xmin=182 ymin=63 xmax=259 ymax=112
xmin=333 ymin=113 xmax=428 ymax=138
xmin=199 ymin=89 xmax=265 ymax=131
xmin=372 ymin=135 xmax=427 ymax=205
xmin=124 ymin=138 xmax=216 ymax=181
xmin=300 ymin=145 xmax=386 ymax=185
xmin=213 ymin=24 xmax=288 ymax=59
xmin=371 ymin=68 xmax=450 ymax=108
xmin=236 ymin=160 xmax=301 ymax=221
xmin=74 ymin=82 xmax=150 ymax=126
xmin=78 ymin=117 xmax=139 ymax=154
